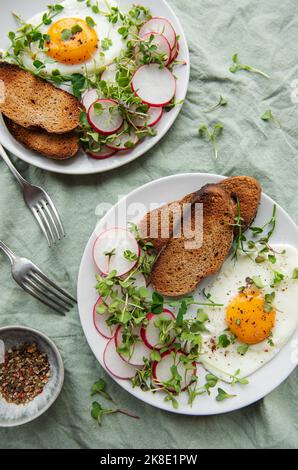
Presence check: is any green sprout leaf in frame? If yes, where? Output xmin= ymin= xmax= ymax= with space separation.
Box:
xmin=198 ymin=122 xmax=224 ymax=160
xmin=216 ymin=388 xmax=236 ymax=402
xmin=91 ymin=379 xmax=114 ymax=402
xmin=261 ymin=109 xmax=281 ymax=128
xmin=229 ymin=53 xmax=270 ymax=79
xmin=204 ymin=95 xmax=228 ymax=113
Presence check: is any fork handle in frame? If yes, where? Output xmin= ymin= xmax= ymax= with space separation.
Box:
xmin=0 ymin=143 xmax=28 ymax=189
xmin=0 ymin=240 xmax=16 ymax=264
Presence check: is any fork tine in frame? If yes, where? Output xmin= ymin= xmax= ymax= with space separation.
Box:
xmin=31 ymin=206 xmax=51 ymax=246
xmin=25 ymin=277 xmax=70 ymax=313
xmin=44 ymin=194 xmax=65 ymax=238
xmin=36 ymin=203 xmax=56 ymax=245
xmin=30 ymin=272 xmax=74 ymax=308
xmin=32 ymin=265 xmax=77 ymax=303
xmin=42 ymin=201 xmax=61 ymax=241
xmin=21 ymin=282 xmax=66 ymax=315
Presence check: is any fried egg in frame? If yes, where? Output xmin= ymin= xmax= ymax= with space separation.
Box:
xmin=199 ymin=244 xmax=298 ymax=382
xmin=21 ymin=0 xmax=124 ymax=75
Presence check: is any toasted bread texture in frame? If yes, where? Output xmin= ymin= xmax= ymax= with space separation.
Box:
xmin=151 ymin=184 xmax=235 ymax=297
xmin=0 ymin=64 xmax=80 ymax=133
xmin=4 ymin=117 xmax=79 ymax=160
xmin=218 ymin=176 xmax=261 ymax=230
xmin=138 ymin=176 xmax=261 ymax=251
xmin=139 ymin=192 xmax=197 ymax=251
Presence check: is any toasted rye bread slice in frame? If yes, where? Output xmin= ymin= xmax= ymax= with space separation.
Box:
xmin=151 ymin=184 xmax=235 ymax=297
xmin=218 ymin=176 xmax=261 ymax=231
xmin=4 ymin=117 xmax=79 ymax=160
xmin=139 ymin=175 xmax=261 ymax=251
xmin=139 ymin=192 xmax=197 ymax=251
xmin=0 ymin=63 xmax=80 ymax=133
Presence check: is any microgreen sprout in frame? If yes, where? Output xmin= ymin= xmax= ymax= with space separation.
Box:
xmin=204 ymin=95 xmax=228 ymax=113
xmin=216 ymin=388 xmax=236 ymax=402
xmin=229 ymin=53 xmax=270 ymax=79
xmin=261 ymin=109 xmax=281 ymax=128
xmin=198 ymin=122 xmax=224 ymax=160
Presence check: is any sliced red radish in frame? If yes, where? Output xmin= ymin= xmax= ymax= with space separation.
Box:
xmin=131 ymin=106 xmax=163 ymax=128
xmin=82 ymin=89 xmax=100 ymax=111
xmin=152 ymin=350 xmax=197 ymax=392
xmin=87 ymin=146 xmax=117 ymax=160
xmin=139 ymin=17 xmax=176 ymax=50
xmin=101 ymin=64 xmax=117 ymax=83
xmin=131 ymin=64 xmax=176 ymax=107
xmin=136 ymin=32 xmax=171 ymax=66
xmin=106 ymin=128 xmax=139 ymax=150
xmin=140 ymin=309 xmax=175 ymax=350
xmin=93 ymin=227 xmax=140 ymax=276
xmin=104 ymin=337 xmax=137 ymax=379
xmin=170 ymin=41 xmax=180 ymax=64
xmin=93 ymin=297 xmax=116 ymax=339
xmin=88 ymin=99 xmax=123 ymax=135
xmin=115 ymin=325 xmax=151 ymax=366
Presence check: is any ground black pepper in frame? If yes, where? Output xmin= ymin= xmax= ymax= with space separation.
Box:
xmin=0 ymin=342 xmax=50 ymax=405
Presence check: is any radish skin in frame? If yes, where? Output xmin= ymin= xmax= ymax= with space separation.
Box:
xmin=152 ymin=350 xmax=197 ymax=391
xmin=93 ymin=227 xmax=140 ymax=276
xmin=93 ymin=297 xmax=116 ymax=339
xmin=139 ymin=17 xmax=177 ymax=50
xmin=104 ymin=338 xmax=137 ymax=379
xmin=132 ymin=106 xmax=163 ymax=128
xmin=115 ymin=325 xmax=151 ymax=366
xmin=88 ymin=99 xmax=123 ymax=135
xmin=131 ymin=64 xmax=176 ymax=107
xmin=140 ymin=309 xmax=175 ymax=350
xmin=87 ymin=146 xmax=117 ymax=160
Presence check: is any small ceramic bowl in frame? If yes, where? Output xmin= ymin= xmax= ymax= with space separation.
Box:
xmin=0 ymin=325 xmax=64 ymax=427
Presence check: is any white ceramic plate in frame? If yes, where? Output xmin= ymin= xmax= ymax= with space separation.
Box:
xmin=0 ymin=0 xmax=190 ymax=175
xmin=77 ymin=173 xmax=298 ymax=415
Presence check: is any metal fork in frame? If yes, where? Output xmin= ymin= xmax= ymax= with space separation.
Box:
xmin=0 ymin=143 xmax=65 ymax=246
xmin=0 ymin=239 xmax=76 ymax=315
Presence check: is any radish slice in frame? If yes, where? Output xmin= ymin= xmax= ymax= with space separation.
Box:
xmin=87 ymin=146 xmax=117 ymax=160
xmin=93 ymin=227 xmax=140 ymax=276
xmin=93 ymin=297 xmax=116 ymax=339
xmin=170 ymin=41 xmax=180 ymax=64
xmin=136 ymin=33 xmax=171 ymax=66
xmin=88 ymin=99 xmax=123 ymax=135
xmin=139 ymin=17 xmax=176 ymax=50
xmin=140 ymin=309 xmax=175 ymax=350
xmin=104 ymin=338 xmax=137 ymax=379
xmin=82 ymin=89 xmax=100 ymax=111
xmin=106 ymin=128 xmax=139 ymax=150
xmin=132 ymin=106 xmax=163 ymax=128
xmin=101 ymin=64 xmax=117 ymax=83
xmin=115 ymin=325 xmax=151 ymax=366
xmin=152 ymin=350 xmax=197 ymax=391
xmin=131 ymin=64 xmax=176 ymax=107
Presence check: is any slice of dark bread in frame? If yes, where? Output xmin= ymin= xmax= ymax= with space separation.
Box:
xmin=151 ymin=184 xmax=235 ymax=297
xmin=218 ymin=176 xmax=261 ymax=230
xmin=4 ymin=117 xmax=79 ymax=160
xmin=0 ymin=63 xmax=80 ymax=133
xmin=139 ymin=176 xmax=261 ymax=251
xmin=139 ymin=192 xmax=197 ymax=251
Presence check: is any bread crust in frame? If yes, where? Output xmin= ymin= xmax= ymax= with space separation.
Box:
xmin=151 ymin=184 xmax=235 ymax=297
xmin=0 ymin=63 xmax=80 ymax=133
xmin=4 ymin=117 xmax=79 ymax=160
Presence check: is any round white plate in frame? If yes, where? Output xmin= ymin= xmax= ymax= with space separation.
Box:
xmin=77 ymin=173 xmax=298 ymax=415
xmin=0 ymin=0 xmax=190 ymax=175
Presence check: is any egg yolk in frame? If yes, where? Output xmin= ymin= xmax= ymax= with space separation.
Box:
xmin=46 ymin=18 xmax=98 ymax=64
xmin=226 ymin=287 xmax=275 ymax=344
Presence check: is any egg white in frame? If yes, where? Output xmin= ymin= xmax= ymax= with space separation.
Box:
xmin=199 ymin=244 xmax=298 ymax=382
xmin=21 ymin=0 xmax=124 ymax=75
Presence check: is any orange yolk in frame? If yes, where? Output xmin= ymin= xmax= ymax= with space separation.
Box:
xmin=46 ymin=18 xmax=98 ymax=64
xmin=226 ymin=287 xmax=275 ymax=344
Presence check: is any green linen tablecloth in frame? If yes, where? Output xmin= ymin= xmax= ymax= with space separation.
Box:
xmin=1 ymin=0 xmax=298 ymax=449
